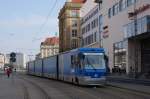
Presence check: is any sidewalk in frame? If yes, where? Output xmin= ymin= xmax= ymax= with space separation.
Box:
xmin=107 ymin=81 xmax=150 ymax=95
xmin=106 ymin=74 xmax=150 ymax=94
xmin=0 ymin=72 xmax=23 ymax=99
xmin=107 ymin=74 xmax=150 ymax=86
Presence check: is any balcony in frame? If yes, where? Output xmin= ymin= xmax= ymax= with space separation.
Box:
xmin=124 ymin=15 xmax=150 ymax=39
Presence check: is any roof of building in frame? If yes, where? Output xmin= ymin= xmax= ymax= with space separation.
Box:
xmin=41 ymin=37 xmax=59 ymax=46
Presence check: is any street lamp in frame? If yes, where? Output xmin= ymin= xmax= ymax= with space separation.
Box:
xmin=94 ymin=0 xmax=103 ymax=48
xmin=94 ymin=0 xmax=103 ymax=9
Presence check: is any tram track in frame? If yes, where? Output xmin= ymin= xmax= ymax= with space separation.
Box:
xmin=18 ymin=76 xmax=51 ymax=99
xmin=19 ymin=74 xmax=150 ymax=99
xmin=23 ymin=75 xmax=121 ymax=99
xmin=21 ymin=82 xmax=30 ymax=99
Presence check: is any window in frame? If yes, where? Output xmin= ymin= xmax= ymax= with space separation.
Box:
xmin=82 ymin=27 xmax=85 ymax=34
xmin=91 ymin=18 xmax=98 ymax=29
xmin=127 ymin=0 xmax=134 ymax=6
xmin=113 ymin=3 xmax=119 ymax=15
xmin=137 ymin=19 xmax=142 ymax=35
xmin=141 ymin=16 xmax=147 ymax=33
xmin=72 ymin=20 xmax=78 ymax=27
xmin=87 ymin=23 xmax=90 ymax=31
xmin=108 ymin=8 xmax=111 ymax=18
xmin=91 ymin=21 xmax=94 ymax=29
xmin=148 ymin=16 xmax=150 ymax=32
xmin=71 ymin=10 xmax=79 ymax=17
xmin=88 ymin=36 xmax=90 ymax=44
xmin=72 ymin=39 xmax=78 ymax=48
xmin=108 ymin=8 xmax=113 ymax=18
xmin=72 ymin=29 xmax=77 ymax=37
xmin=119 ymin=0 xmax=127 ymax=11
xmin=93 ymin=20 xmax=96 ymax=28
xmin=113 ymin=41 xmax=127 ymax=73
xmin=71 ymin=55 xmax=79 ymax=66
xmin=94 ymin=32 xmax=97 ymax=42
xmin=99 ymin=15 xmax=103 ymax=33
xmin=109 ymin=0 xmax=138 ymax=18
xmin=124 ymin=16 xmax=150 ymax=39
xmin=96 ymin=18 xmax=99 ymax=27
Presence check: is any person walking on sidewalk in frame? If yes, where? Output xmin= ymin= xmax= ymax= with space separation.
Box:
xmin=6 ymin=67 xmax=11 ymax=78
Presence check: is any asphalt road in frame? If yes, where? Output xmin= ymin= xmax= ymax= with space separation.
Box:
xmin=1 ymin=73 xmax=150 ymax=99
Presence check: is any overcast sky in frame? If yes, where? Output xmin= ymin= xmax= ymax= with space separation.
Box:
xmin=0 ymin=0 xmax=65 ymax=57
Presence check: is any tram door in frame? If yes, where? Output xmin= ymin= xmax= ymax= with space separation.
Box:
xmin=141 ymin=38 xmax=150 ymax=74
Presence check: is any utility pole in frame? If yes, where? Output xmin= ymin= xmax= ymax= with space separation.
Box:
xmin=94 ymin=0 xmax=103 ymax=48
xmin=94 ymin=0 xmax=102 ymax=9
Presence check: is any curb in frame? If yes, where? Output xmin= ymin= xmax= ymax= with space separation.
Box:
xmin=106 ymin=83 xmax=150 ymax=95
xmin=107 ymin=76 xmax=150 ymax=86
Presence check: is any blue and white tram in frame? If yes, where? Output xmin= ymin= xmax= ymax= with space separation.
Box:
xmin=59 ymin=48 xmax=106 ymax=85
xmin=27 ymin=48 xmax=107 ymax=86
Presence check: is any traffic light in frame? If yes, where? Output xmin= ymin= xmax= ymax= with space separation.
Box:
xmin=10 ymin=52 xmax=16 ymax=62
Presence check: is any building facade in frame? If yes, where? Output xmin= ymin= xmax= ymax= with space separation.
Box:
xmin=58 ymin=0 xmax=85 ymax=52
xmin=79 ymin=0 xmax=150 ymax=77
xmin=80 ymin=0 xmax=101 ymax=48
xmin=40 ymin=37 xmax=59 ymax=58
xmin=100 ymin=0 xmax=150 ymax=77
xmin=0 ymin=54 xmax=5 ymax=69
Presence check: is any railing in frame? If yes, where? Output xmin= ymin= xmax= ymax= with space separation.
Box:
xmin=124 ymin=15 xmax=150 ymax=39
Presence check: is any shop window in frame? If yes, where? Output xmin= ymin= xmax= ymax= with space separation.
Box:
xmin=113 ymin=41 xmax=127 ymax=73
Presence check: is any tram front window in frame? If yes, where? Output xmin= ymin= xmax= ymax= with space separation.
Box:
xmin=82 ymin=53 xmax=105 ymax=69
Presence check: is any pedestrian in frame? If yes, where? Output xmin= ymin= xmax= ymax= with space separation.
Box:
xmin=6 ymin=67 xmax=11 ymax=78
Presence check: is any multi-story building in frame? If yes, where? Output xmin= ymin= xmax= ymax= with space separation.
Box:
xmin=80 ymin=0 xmax=100 ymax=48
xmin=80 ymin=0 xmax=150 ymax=77
xmin=6 ymin=53 xmax=26 ymax=69
xmin=58 ymin=0 xmax=85 ymax=52
xmin=0 ymin=53 xmax=5 ymax=69
xmin=40 ymin=37 xmax=59 ymax=58
xmin=99 ymin=0 xmax=150 ymax=76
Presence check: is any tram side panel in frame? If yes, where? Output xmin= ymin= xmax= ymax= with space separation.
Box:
xmin=28 ymin=61 xmax=35 ymax=75
xmin=34 ymin=59 xmax=43 ymax=76
xmin=43 ymin=56 xmax=57 ymax=79
xmin=58 ymin=52 xmax=72 ymax=82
